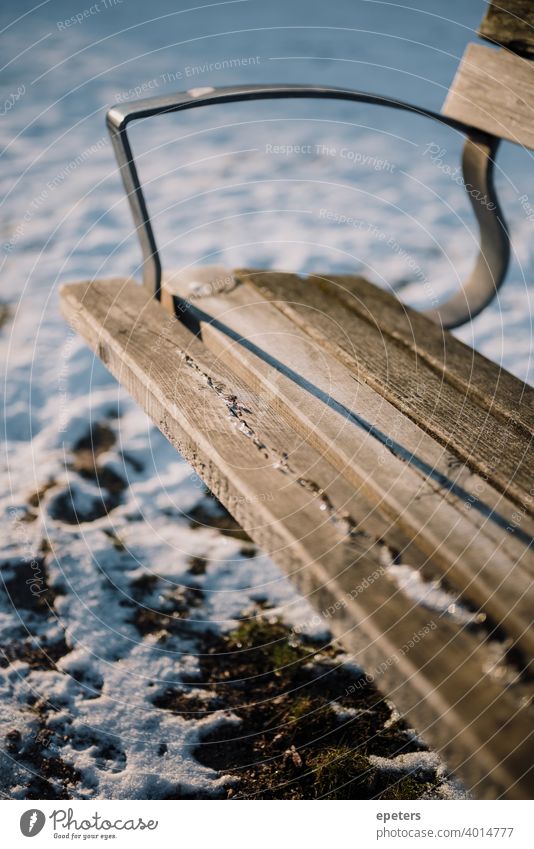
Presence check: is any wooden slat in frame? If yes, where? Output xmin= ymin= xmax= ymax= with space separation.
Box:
xmin=61 ymin=276 xmax=534 ymax=799
xmin=479 ymin=0 xmax=534 ymax=58
xmin=319 ymin=273 xmax=534 ymax=440
xmin=204 ymin=315 xmax=534 ymax=556
xmin=162 ymin=269 xmax=534 ymax=659
xmin=442 ymin=43 xmax=534 ymax=149
xmin=236 ymin=270 xmax=534 ymax=518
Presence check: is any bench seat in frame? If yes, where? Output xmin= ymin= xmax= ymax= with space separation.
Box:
xmin=60 ymin=269 xmax=534 ymax=799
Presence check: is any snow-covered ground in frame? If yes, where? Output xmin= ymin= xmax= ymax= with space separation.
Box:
xmin=1 ymin=0 xmax=532 ymax=798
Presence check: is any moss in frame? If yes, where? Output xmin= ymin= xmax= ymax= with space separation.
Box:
xmin=282 ymin=694 xmax=317 ymax=724
xmin=307 ymin=746 xmax=374 ymax=799
xmin=152 ymin=608 xmax=442 ymax=800
xmin=194 ymin=614 xmax=433 ymax=797
xmin=225 ymin=618 xmax=310 ymax=676
xmin=275 ymin=695 xmax=339 ymax=747
xmin=377 ymin=773 xmax=434 ymax=800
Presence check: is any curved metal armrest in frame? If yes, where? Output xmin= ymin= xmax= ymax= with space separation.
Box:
xmin=106 ymin=84 xmax=509 ymax=328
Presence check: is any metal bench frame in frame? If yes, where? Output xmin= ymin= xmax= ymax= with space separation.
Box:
xmin=107 ymin=84 xmax=510 ymax=328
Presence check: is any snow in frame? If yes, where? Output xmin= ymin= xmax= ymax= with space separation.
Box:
xmin=386 ymin=564 xmax=486 ymax=627
xmin=1 ymin=0 xmax=531 ymax=799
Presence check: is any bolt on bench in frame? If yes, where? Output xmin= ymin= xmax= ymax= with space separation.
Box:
xmin=60 ymin=1 xmax=534 ymax=800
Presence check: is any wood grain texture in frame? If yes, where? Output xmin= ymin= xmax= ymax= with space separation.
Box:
xmin=240 ymin=270 xmax=534 ymax=517
xmin=479 ymin=0 xmax=534 ymax=58
xmin=162 ymin=269 xmax=534 ymax=656
xmin=442 ymin=43 xmax=534 ymax=148
xmin=319 ymin=273 xmax=534 ymax=440
xmin=60 ymin=276 xmax=534 ymax=799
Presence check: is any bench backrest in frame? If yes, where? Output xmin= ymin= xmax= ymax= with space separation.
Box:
xmin=443 ymin=1 xmax=534 ymax=149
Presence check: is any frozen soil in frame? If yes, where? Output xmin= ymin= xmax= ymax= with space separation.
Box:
xmin=0 ymin=410 xmax=465 ymax=799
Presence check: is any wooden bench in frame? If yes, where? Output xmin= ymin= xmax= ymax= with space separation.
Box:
xmin=60 ymin=1 xmax=534 ymax=800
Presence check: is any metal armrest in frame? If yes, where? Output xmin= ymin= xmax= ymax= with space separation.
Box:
xmin=106 ymin=84 xmax=509 ymax=328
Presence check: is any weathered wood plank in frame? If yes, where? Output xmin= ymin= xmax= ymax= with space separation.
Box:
xmin=479 ymin=0 xmax=534 ymax=58
xmin=161 ymin=270 xmax=534 ymax=659
xmin=60 ymin=276 xmax=534 ymax=799
xmin=318 ymin=272 xmax=534 ymax=440
xmin=163 ymin=269 xmax=534 ymax=544
xmin=442 ymin=43 xmax=534 ymax=148
xmin=204 ymin=315 xmax=534 ymax=556
xmin=242 ymin=270 xmax=534 ymax=518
